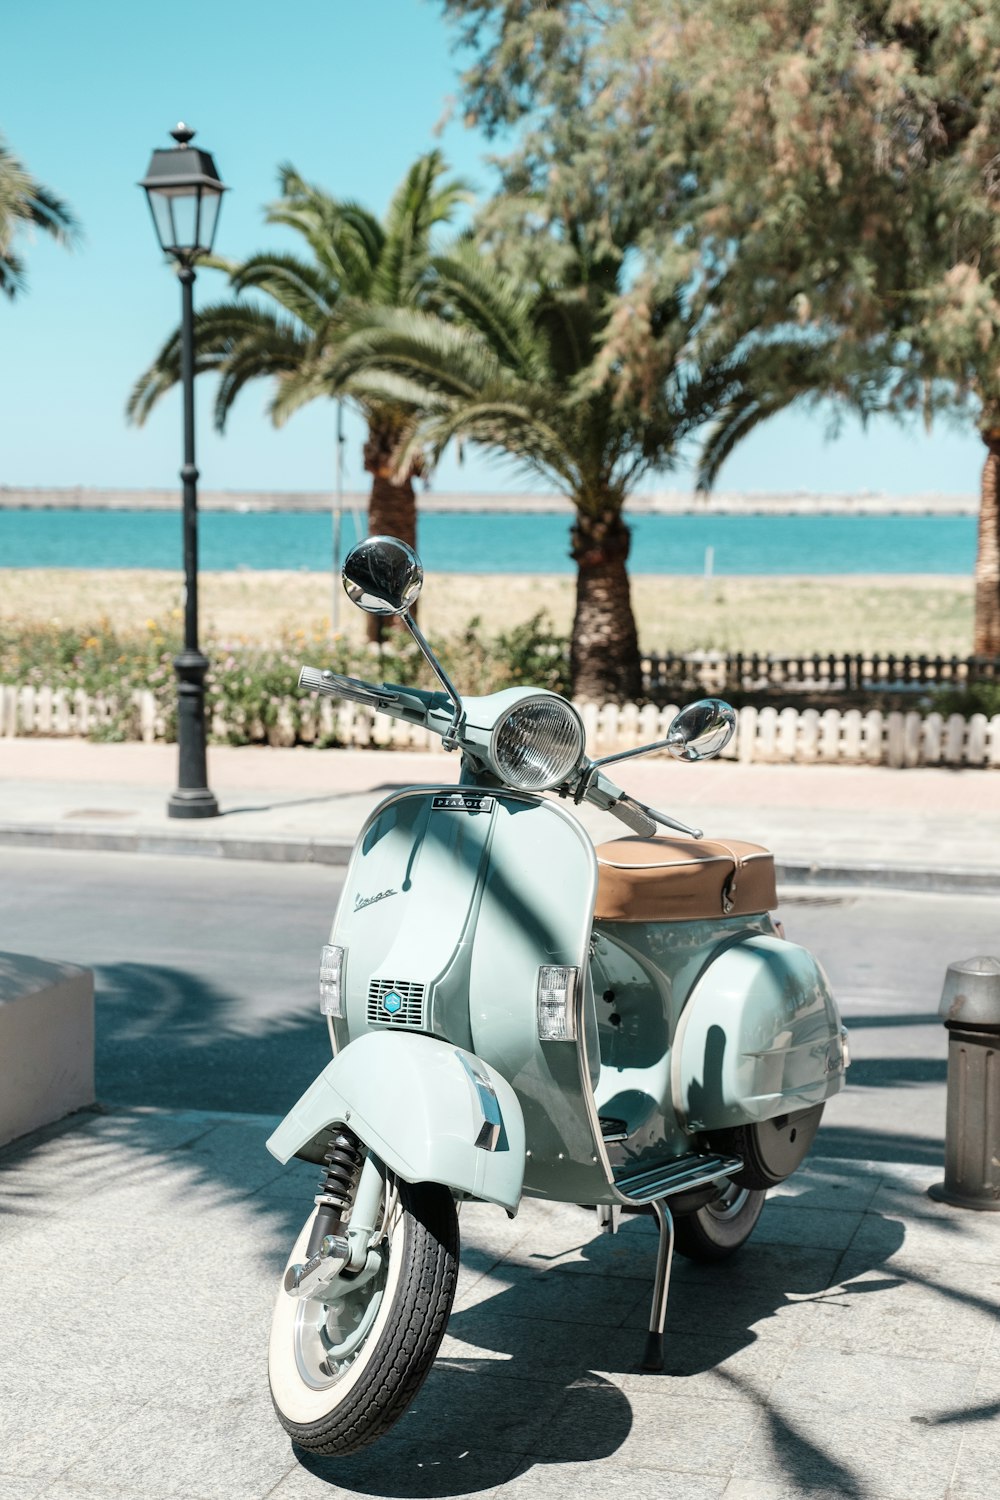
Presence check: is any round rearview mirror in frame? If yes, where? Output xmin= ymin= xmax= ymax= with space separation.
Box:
xmin=343 ymin=536 xmax=423 ymax=617
xmin=666 ymin=698 xmax=736 ymax=762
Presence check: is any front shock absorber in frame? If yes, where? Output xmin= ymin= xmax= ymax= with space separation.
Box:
xmin=305 ymin=1128 xmax=364 ymax=1259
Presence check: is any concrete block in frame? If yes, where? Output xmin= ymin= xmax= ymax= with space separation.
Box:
xmin=0 ymin=951 xmax=94 ymax=1147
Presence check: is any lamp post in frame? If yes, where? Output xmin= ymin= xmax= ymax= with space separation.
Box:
xmin=139 ymin=123 xmax=227 ymax=818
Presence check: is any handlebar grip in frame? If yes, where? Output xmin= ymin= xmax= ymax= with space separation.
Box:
xmin=298 ymin=666 xmax=380 ymax=704
xmin=612 ymin=795 xmax=657 ymax=837
xmin=298 ymin=666 xmax=336 ymax=695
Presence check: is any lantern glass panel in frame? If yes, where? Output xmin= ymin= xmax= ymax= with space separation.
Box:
xmin=197 ymin=188 xmax=222 ymax=254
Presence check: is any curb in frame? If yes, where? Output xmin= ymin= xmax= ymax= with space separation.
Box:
xmin=0 ymin=823 xmax=353 ymax=865
xmin=2 ymin=820 xmax=999 ymax=893
xmin=774 ymin=859 xmax=1000 ymax=896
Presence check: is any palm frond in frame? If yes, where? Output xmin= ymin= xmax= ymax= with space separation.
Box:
xmin=374 ymin=150 xmax=471 ymax=307
xmin=126 ymin=302 xmax=308 ymax=427
xmin=427 ymin=247 xmax=542 ymax=377
xmin=229 ymin=252 xmax=336 ymax=330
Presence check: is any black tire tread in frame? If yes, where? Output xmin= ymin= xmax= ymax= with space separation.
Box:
xmin=271 ymin=1179 xmax=459 ymax=1456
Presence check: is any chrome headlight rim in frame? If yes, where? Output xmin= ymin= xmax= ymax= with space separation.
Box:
xmin=488 ymin=693 xmax=587 ymax=793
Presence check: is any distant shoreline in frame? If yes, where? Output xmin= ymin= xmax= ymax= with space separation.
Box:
xmin=0 ymin=485 xmax=979 ymax=517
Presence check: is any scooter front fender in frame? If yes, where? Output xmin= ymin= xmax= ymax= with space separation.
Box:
xmin=266 ymin=1031 xmax=525 ymax=1213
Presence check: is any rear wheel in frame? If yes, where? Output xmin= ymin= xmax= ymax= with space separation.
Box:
xmin=673 ymin=1181 xmax=766 ymax=1262
xmin=269 ymin=1175 xmax=458 ymax=1455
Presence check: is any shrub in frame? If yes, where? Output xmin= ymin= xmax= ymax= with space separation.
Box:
xmin=927 ymin=681 xmax=1000 ymax=719
xmin=0 ymin=612 xmax=572 ymax=745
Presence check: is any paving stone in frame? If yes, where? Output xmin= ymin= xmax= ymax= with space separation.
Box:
xmin=613 ymin=1329 xmax=795 ymax=1402
xmin=721 ymin=1483 xmax=895 ymax=1500
xmin=868 ymin=1167 xmax=998 ymax=1224
xmin=0 ymin=1477 xmax=45 ymax=1500
xmin=766 ymin=1162 xmax=882 ymax=1213
xmin=440 ymin=1311 xmax=642 ymax=1383
xmin=39 ymin=1485 xmax=187 ymax=1500
xmin=621 ymin=1245 xmax=844 ymax=1340
xmin=501 ymin=1456 xmax=729 ymax=1499
xmin=62 ymin=1391 xmax=293 ymax=1500
xmin=849 ymin=1204 xmax=1000 ymax=1269
xmin=268 ymin=1441 xmax=522 ymax=1499
xmin=752 ymin=1201 xmax=865 ymax=1252
xmin=767 ymin=1345 xmax=980 ymax=1416
xmin=528 ymin=1385 xmax=762 ymax=1473
xmin=450 ymin=1262 xmax=634 ymax=1329
xmin=0 ymin=1391 xmax=144 ymax=1483
xmin=948 ymin=1411 xmax=1000 ymax=1500
xmin=730 ymin=1404 xmax=964 ymax=1499
xmin=393 ymin=1366 xmax=567 ymax=1456
xmin=794 ymin=1253 xmax=1000 ymax=1362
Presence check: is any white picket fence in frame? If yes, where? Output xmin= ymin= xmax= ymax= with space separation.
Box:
xmin=2 ymin=682 xmax=1000 ymax=768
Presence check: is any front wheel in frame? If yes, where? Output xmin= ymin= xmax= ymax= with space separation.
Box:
xmin=673 ymin=1182 xmax=766 ymax=1263
xmin=269 ymin=1175 xmax=459 ymax=1455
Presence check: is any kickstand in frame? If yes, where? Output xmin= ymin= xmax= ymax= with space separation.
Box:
xmin=641 ymin=1198 xmax=675 ymax=1371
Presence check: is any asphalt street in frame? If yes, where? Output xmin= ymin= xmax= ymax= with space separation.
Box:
xmin=4 ymin=846 xmax=998 ymax=1161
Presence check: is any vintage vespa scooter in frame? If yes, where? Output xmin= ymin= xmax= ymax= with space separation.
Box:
xmin=265 ymin=537 xmax=848 ymax=1455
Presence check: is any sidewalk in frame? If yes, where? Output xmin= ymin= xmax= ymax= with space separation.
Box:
xmin=1 ymin=739 xmax=999 ymax=889
xmin=0 ymin=1104 xmax=996 ymax=1500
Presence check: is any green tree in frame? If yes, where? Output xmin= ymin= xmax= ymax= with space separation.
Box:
xmin=447 ymin=1 xmax=1000 ymax=656
xmin=611 ymin=0 xmax=1000 ymax=655
xmin=0 ymin=132 xmax=78 ymax=298
xmin=323 ymin=234 xmax=834 ymax=700
xmin=127 ymin=151 xmax=469 ymax=637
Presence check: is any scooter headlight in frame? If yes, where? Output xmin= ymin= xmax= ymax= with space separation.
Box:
xmin=489 ymin=695 xmax=586 ymax=792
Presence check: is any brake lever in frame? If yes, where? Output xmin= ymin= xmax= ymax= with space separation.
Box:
xmin=572 ymin=762 xmax=703 ymax=839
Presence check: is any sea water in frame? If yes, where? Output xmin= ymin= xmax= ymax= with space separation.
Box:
xmin=0 ymin=508 xmax=977 ymax=574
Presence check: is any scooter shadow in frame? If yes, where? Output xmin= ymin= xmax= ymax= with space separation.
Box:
xmin=294 ymin=1187 xmax=907 ymax=1497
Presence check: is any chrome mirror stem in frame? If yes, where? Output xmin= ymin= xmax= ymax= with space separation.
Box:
xmin=402 ymin=614 xmax=466 ymax=750
xmin=589 ymin=739 xmax=676 ymax=771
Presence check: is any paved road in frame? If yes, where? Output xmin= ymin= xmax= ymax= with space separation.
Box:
xmin=4 ymin=847 xmax=997 ymax=1159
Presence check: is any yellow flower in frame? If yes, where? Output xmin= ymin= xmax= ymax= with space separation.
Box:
xmin=84 ymin=635 xmax=100 ymax=649
xmin=145 ymin=618 xmax=157 ymax=631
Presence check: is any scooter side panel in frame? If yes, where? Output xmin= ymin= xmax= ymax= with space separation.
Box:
xmin=466 ymin=796 xmax=607 ymax=1203
xmin=266 ymin=1031 xmax=525 ymax=1212
xmin=671 ymin=935 xmax=847 ymax=1129
xmin=590 ymin=914 xmax=775 ymax=1173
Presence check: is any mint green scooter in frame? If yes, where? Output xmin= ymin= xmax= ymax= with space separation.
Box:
xmin=266 ymin=537 xmax=849 ymax=1455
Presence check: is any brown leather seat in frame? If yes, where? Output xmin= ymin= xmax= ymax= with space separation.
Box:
xmin=594 ymin=836 xmax=778 ymax=923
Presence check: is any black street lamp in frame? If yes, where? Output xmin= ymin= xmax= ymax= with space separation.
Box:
xmin=139 ymin=123 xmax=227 ymax=818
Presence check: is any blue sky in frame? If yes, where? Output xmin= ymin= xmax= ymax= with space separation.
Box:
xmin=0 ymin=0 xmax=984 ymax=500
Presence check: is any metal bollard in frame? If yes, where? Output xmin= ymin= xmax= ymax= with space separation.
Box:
xmin=929 ymin=956 xmax=1000 ymax=1212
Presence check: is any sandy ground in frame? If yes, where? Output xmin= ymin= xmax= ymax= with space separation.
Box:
xmin=0 ymin=568 xmax=973 ymax=655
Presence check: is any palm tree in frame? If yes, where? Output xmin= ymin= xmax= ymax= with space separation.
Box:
xmin=0 ymin=132 xmax=79 ymax=298
xmin=319 ymin=239 xmax=836 ymax=700
xmin=127 ymin=151 xmax=469 ymax=637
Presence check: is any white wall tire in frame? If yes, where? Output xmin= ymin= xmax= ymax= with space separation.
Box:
xmin=269 ymin=1176 xmax=458 ymax=1455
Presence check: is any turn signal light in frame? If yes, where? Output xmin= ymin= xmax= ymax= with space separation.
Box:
xmin=536 ymin=965 xmax=579 ymax=1041
xmin=319 ymin=945 xmax=346 ymax=1018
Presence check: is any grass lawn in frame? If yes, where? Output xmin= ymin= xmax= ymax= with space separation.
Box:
xmin=0 ymin=567 xmax=973 ymax=657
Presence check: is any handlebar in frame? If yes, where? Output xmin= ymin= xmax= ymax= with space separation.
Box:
xmin=299 ymin=661 xmax=705 ymax=839
xmin=298 ymin=667 xmax=390 ymax=706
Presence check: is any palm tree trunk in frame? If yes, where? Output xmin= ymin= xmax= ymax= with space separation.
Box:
xmin=569 ymin=506 xmax=643 ymax=702
xmin=363 ymin=419 xmax=418 ymax=644
xmin=974 ymin=429 xmax=1000 ymax=656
